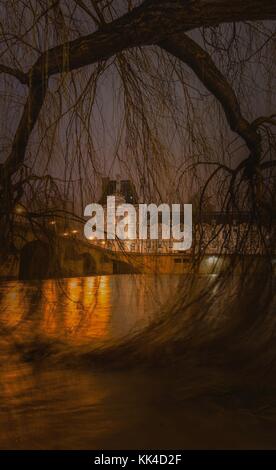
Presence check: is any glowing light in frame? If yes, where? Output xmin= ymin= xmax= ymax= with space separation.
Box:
xmin=207 ymin=256 xmax=218 ymax=264
xmin=49 ymin=220 xmax=56 ymax=225
xmin=71 ymin=229 xmax=78 ymax=234
xmin=68 ymin=278 xmax=78 ymax=289
xmin=1 ymin=278 xmax=112 ymax=346
xmin=62 ymin=232 xmax=69 ymax=237
xmin=15 ymin=204 xmax=25 ymax=215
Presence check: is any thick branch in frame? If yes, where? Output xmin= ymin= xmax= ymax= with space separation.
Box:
xmin=0 ymin=64 xmax=28 ymax=85
xmin=159 ymin=32 xmax=262 ymax=159
xmin=2 ymin=82 xmax=47 ymax=177
xmin=32 ymin=0 xmax=276 ymax=78
xmin=3 ymin=0 xmax=276 ymax=179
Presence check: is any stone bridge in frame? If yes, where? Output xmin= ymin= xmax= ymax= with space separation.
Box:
xmin=16 ymin=233 xmax=200 ymax=280
xmin=17 ymin=236 xmax=141 ymax=280
xmin=2 ymin=220 xmax=264 ymax=280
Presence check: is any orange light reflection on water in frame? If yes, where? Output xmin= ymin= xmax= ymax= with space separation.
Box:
xmin=0 ymin=276 xmax=112 ymax=345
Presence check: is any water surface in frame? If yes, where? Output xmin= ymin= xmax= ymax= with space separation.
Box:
xmin=0 ymin=274 xmax=275 ymax=449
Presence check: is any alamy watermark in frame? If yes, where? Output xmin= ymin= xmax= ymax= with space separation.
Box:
xmin=84 ymin=196 xmax=192 ymax=251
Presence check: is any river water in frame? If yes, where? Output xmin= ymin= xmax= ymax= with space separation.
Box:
xmin=0 ymin=274 xmax=276 ymax=449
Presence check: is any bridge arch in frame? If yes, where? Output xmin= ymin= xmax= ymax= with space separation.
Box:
xmin=81 ymin=252 xmax=97 ymax=275
xmin=19 ymin=240 xmax=50 ymax=280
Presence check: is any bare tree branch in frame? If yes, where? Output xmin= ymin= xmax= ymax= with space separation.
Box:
xmin=2 ymin=0 xmax=276 ymax=179
xmin=159 ymin=32 xmax=262 ymax=160
xmin=32 ymin=0 xmax=276 ymax=78
xmin=0 ymin=64 xmax=28 ymax=85
xmin=2 ymin=82 xmax=47 ymax=177
xmin=73 ymin=0 xmax=102 ymax=26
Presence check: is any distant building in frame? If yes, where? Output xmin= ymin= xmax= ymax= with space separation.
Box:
xmin=99 ymin=176 xmax=138 ymax=205
xmin=90 ymin=177 xmax=275 ymax=256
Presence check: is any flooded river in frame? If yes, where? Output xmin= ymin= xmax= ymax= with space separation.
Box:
xmin=0 ymin=274 xmax=276 ymax=449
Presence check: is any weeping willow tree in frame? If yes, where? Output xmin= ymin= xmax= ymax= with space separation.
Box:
xmin=0 ymin=1 xmax=276 ymax=410
xmin=0 ymin=1 xmax=275 ymax=217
